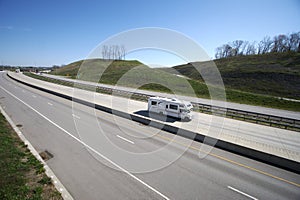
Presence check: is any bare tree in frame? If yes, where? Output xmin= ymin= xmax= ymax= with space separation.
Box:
xmin=115 ymin=45 xmax=120 ymax=59
xmin=101 ymin=46 xmax=105 ymax=58
xmin=101 ymin=45 xmax=126 ymax=60
xmin=101 ymin=45 xmax=108 ymax=59
xmin=112 ymin=45 xmax=116 ymax=59
xmin=288 ymin=32 xmax=300 ymax=52
xmin=215 ymin=43 xmax=240 ymax=58
xmin=278 ymin=34 xmax=289 ymax=52
xmin=245 ymin=42 xmax=256 ymax=55
xmin=271 ymin=35 xmax=288 ymax=53
xmin=230 ymin=40 xmax=244 ymax=56
xmin=257 ymin=41 xmax=264 ymax=54
xmin=239 ymin=41 xmax=249 ymax=55
xmin=121 ymin=45 xmax=126 ymax=60
xmin=223 ymin=44 xmax=232 ymax=57
xmin=215 ymin=46 xmax=223 ymax=59
xmin=271 ymin=36 xmax=278 ymax=53
xmin=260 ymin=36 xmax=272 ymax=54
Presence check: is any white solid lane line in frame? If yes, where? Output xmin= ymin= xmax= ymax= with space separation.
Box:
xmin=48 ymin=102 xmax=53 ymax=106
xmin=116 ymin=135 xmax=135 ymax=144
xmin=227 ymin=186 xmax=258 ymax=200
xmin=0 ymin=85 xmax=169 ymax=200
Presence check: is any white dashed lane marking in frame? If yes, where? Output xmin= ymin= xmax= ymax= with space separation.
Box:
xmin=116 ymin=135 xmax=134 ymax=144
xmin=227 ymin=186 xmax=258 ymax=200
xmin=72 ymin=114 xmax=80 ymax=119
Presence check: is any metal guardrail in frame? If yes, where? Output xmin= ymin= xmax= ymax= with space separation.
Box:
xmin=33 ymin=74 xmax=300 ymax=131
xmin=194 ymin=102 xmax=300 ymax=131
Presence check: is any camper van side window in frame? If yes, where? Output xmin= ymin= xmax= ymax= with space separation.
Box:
xmin=151 ymin=101 xmax=157 ymax=106
xmin=169 ymin=104 xmax=178 ymax=110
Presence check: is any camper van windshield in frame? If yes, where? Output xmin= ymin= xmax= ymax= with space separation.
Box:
xmin=181 ymin=109 xmax=190 ymax=113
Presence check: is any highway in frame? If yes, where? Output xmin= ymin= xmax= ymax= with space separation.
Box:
xmin=10 ymin=72 xmax=300 ymax=163
xmin=0 ymin=71 xmax=300 ymax=200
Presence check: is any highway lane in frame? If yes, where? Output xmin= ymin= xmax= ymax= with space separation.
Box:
xmin=0 ymin=72 xmax=300 ymax=200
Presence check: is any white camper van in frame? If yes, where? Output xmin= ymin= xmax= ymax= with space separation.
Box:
xmin=148 ymin=97 xmax=193 ymax=120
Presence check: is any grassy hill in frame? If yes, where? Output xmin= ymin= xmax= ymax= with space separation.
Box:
xmin=51 ymin=59 xmax=144 ymax=84
xmin=48 ymin=55 xmax=300 ymax=111
xmin=51 ymin=59 xmax=199 ymax=95
xmin=160 ymin=52 xmax=300 ymax=100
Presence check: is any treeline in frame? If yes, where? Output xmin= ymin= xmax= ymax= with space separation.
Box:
xmin=215 ymin=31 xmax=300 ymax=59
xmin=101 ymin=44 xmax=126 ymax=60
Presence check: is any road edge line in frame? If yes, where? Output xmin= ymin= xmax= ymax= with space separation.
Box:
xmin=0 ymin=105 xmax=74 ymax=200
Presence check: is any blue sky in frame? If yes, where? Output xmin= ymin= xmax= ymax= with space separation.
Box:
xmin=0 ymin=0 xmax=299 ymax=67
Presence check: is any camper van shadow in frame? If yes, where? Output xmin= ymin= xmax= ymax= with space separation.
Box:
xmin=134 ymin=110 xmax=190 ymax=123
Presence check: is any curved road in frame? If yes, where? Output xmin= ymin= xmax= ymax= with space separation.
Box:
xmin=0 ymin=71 xmax=299 ymax=199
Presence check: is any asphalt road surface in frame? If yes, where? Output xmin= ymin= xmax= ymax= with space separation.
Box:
xmin=1 ymin=71 xmax=299 ymax=200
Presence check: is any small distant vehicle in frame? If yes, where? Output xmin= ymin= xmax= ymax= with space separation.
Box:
xmin=148 ymin=97 xmax=193 ymax=120
xmin=15 ymin=69 xmax=20 ymax=73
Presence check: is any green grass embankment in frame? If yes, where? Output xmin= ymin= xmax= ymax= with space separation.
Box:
xmin=0 ymin=113 xmax=62 ymax=200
